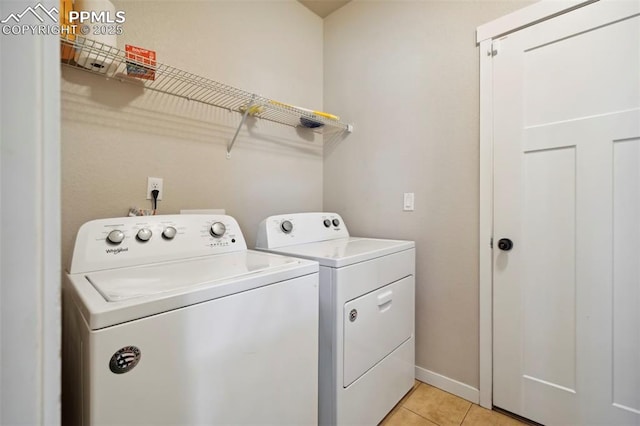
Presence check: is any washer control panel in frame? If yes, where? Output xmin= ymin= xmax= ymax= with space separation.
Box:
xmin=70 ymin=214 xmax=247 ymax=274
xmin=255 ymin=212 xmax=349 ymax=249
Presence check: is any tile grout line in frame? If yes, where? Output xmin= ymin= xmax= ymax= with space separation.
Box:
xmin=401 ymin=406 xmax=442 ymax=426
xmin=380 ymin=381 xmax=427 ymax=425
xmin=402 ymin=383 xmax=441 ymax=425
xmin=459 ymin=403 xmax=473 ymax=425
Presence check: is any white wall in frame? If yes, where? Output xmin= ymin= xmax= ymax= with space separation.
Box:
xmin=0 ymin=0 xmax=61 ymax=423
xmin=323 ymin=0 xmax=533 ymax=392
xmin=61 ymin=1 xmax=326 ymax=270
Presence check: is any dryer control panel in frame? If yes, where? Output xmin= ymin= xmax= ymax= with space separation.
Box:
xmin=70 ymin=215 xmax=247 ymax=273
xmin=256 ymin=212 xmax=349 ymax=249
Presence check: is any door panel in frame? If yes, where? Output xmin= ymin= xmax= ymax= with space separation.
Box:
xmin=523 ymin=13 xmax=640 ymax=127
xmin=492 ymin=1 xmax=640 ymax=424
xmin=522 ymin=147 xmax=577 ymax=393
xmin=612 ymin=138 xmax=640 ymax=415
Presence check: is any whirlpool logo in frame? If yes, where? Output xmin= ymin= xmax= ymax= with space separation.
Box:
xmin=105 ymin=247 xmax=128 ymax=255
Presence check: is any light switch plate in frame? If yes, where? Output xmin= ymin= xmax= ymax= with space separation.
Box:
xmin=403 ymin=192 xmax=414 ymax=211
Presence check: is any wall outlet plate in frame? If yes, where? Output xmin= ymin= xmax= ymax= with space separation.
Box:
xmin=146 ymin=177 xmax=163 ymax=200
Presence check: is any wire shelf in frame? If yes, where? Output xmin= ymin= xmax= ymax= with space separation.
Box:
xmin=60 ymin=35 xmax=352 ymax=156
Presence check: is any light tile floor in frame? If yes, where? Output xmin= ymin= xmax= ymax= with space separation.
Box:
xmin=380 ymin=381 xmax=527 ymax=426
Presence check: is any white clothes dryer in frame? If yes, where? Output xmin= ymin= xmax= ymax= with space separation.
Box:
xmin=63 ymin=214 xmax=319 ymax=426
xmin=256 ymin=212 xmax=415 ymax=425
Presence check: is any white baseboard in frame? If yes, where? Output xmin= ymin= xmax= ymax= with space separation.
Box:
xmin=415 ymin=366 xmax=480 ymax=404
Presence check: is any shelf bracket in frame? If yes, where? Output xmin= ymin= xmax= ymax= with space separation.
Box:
xmin=227 ymin=95 xmax=256 ymax=159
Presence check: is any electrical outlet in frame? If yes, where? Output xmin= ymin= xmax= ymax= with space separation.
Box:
xmin=146 ymin=177 xmax=163 ymax=200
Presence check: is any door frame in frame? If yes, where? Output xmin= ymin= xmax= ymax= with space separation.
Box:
xmin=0 ymin=0 xmax=61 ymax=422
xmin=476 ymin=0 xmax=597 ymax=409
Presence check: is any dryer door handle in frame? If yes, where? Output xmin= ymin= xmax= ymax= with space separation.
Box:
xmin=377 ymin=290 xmax=393 ymax=311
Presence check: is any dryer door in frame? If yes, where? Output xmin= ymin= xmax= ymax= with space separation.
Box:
xmin=343 ymin=275 xmax=414 ymax=387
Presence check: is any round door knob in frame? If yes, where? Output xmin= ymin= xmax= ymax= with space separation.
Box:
xmin=210 ymin=222 xmax=226 ymax=238
xmin=136 ymin=228 xmax=152 ymax=242
xmin=332 ymin=218 xmax=340 ymax=227
xmin=162 ymin=226 xmax=177 ymax=240
xmin=323 ymin=219 xmax=331 ymax=228
xmin=280 ymin=220 xmax=293 ymax=234
xmin=497 ymin=238 xmax=513 ymax=251
xmin=106 ymin=229 xmax=125 ymax=245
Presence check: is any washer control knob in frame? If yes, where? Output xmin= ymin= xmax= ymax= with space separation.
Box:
xmin=332 ymin=218 xmax=340 ymax=227
xmin=106 ymin=229 xmax=125 ymax=245
xmin=136 ymin=228 xmax=152 ymax=242
xmin=281 ymin=220 xmax=293 ymax=234
xmin=210 ymin=222 xmax=226 ymax=238
xmin=323 ymin=219 xmax=331 ymax=228
xmin=162 ymin=226 xmax=177 ymax=240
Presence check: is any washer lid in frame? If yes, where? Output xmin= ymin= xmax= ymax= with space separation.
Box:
xmin=67 ymin=250 xmax=319 ymax=330
xmin=86 ymin=251 xmax=299 ymax=302
xmin=260 ymin=237 xmax=414 ymax=268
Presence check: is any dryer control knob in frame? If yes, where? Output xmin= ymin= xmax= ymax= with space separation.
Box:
xmin=136 ymin=228 xmax=152 ymax=242
xmin=332 ymin=218 xmax=340 ymax=227
xmin=281 ymin=220 xmax=293 ymax=234
xmin=162 ymin=226 xmax=177 ymax=240
xmin=323 ymin=219 xmax=331 ymax=228
xmin=210 ymin=222 xmax=226 ymax=238
xmin=106 ymin=229 xmax=125 ymax=245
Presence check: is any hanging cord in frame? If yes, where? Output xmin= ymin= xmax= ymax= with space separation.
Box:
xmin=151 ymin=189 xmax=159 ymax=215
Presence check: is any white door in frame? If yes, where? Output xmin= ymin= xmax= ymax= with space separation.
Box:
xmin=493 ymin=1 xmax=640 ymax=424
xmin=343 ymin=276 xmax=414 ymax=387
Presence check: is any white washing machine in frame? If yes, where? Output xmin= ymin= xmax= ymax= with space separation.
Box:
xmin=256 ymin=212 xmax=415 ymax=425
xmin=63 ymin=214 xmax=319 ymax=426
